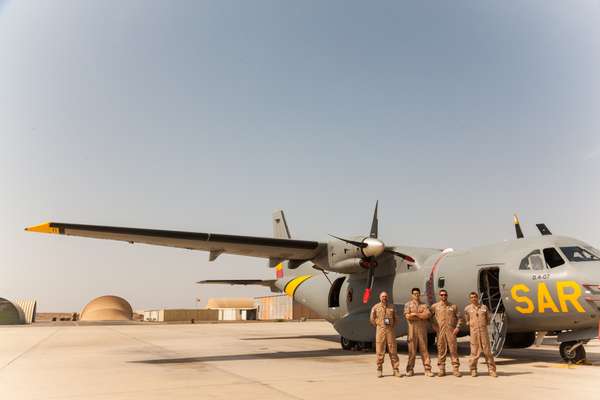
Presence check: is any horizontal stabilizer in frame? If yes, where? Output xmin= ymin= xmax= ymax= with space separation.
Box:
xmin=197 ymin=279 xmax=277 ymax=289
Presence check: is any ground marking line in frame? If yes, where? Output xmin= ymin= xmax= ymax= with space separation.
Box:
xmin=0 ymin=328 xmax=60 ymax=371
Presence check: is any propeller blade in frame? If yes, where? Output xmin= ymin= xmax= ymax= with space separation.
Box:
xmin=514 ymin=214 xmax=524 ymax=239
xmin=370 ymin=201 xmax=379 ymax=238
xmin=329 ymin=235 xmax=367 ymax=248
xmin=363 ymin=268 xmax=375 ymax=304
xmin=385 ymin=249 xmax=415 ymax=263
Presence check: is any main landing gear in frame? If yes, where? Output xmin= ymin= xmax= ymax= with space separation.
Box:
xmin=559 ymin=341 xmax=587 ymax=364
xmin=340 ymin=337 xmax=373 ymax=351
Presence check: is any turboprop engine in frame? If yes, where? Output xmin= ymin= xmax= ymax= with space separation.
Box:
xmin=315 ymin=202 xmax=414 ymax=304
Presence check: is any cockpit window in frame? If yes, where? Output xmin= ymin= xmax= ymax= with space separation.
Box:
xmin=519 ymin=250 xmax=544 ymax=270
xmin=543 ymin=247 xmax=566 ymax=268
xmin=584 ymin=246 xmax=600 ymax=258
xmin=560 ymin=246 xmax=600 ymax=262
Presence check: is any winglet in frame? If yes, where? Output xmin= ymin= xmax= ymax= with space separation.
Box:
xmin=24 ymin=222 xmax=60 ymax=234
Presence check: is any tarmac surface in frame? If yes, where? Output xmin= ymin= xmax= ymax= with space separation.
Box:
xmin=1 ymin=320 xmax=598 ymax=399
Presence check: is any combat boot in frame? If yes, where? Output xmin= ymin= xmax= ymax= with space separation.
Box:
xmin=470 ymin=370 xmax=477 ymax=377
xmin=425 ymin=370 xmax=435 ymax=377
xmin=393 ymin=369 xmax=403 ymax=378
xmin=437 ymin=369 xmax=446 ymax=377
xmin=405 ymin=370 xmax=414 ymax=377
xmin=489 ymin=370 xmax=497 ymax=378
xmin=452 ymin=369 xmax=462 ymax=377
xmin=377 ymin=369 xmax=383 ymax=378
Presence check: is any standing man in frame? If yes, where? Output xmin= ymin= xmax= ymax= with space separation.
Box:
xmin=370 ymin=291 xmax=402 ymax=378
xmin=464 ymin=292 xmax=497 ymax=377
xmin=431 ymin=289 xmax=462 ymax=377
xmin=404 ymin=287 xmax=434 ymax=377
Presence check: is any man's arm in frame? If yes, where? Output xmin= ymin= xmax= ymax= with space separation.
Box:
xmin=404 ymin=303 xmax=415 ymax=321
xmin=417 ymin=304 xmax=431 ymax=320
xmin=369 ymin=306 xmax=377 ymax=326
xmin=484 ymin=305 xmax=491 ymax=326
xmin=430 ymin=304 xmax=439 ymax=331
xmin=453 ymin=305 xmax=461 ymax=334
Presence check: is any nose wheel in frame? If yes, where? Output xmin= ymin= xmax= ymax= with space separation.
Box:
xmin=559 ymin=341 xmax=587 ymax=364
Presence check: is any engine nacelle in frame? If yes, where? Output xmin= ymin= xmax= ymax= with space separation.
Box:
xmin=330 ymin=258 xmax=368 ymax=274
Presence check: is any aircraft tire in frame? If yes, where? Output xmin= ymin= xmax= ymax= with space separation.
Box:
xmin=340 ymin=336 xmax=355 ymax=350
xmin=559 ymin=341 xmax=586 ymax=364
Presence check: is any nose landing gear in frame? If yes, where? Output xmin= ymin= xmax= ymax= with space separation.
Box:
xmin=559 ymin=341 xmax=587 ymax=364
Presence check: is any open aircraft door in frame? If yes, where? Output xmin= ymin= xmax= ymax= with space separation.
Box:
xmin=479 ymin=267 xmax=508 ymax=356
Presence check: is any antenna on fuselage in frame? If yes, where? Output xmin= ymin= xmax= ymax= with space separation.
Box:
xmin=514 ymin=214 xmax=524 ymax=239
xmin=536 ymin=223 xmax=552 ymax=236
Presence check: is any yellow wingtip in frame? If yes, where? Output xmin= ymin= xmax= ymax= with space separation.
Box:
xmin=25 ymin=222 xmax=59 ymax=234
xmin=513 ymin=214 xmax=520 ymax=225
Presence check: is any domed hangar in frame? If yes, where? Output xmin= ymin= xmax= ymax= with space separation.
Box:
xmin=0 ymin=298 xmax=24 ymax=325
xmin=80 ymin=295 xmax=133 ymax=321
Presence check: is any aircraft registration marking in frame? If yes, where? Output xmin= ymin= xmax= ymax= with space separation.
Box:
xmin=510 ymin=281 xmax=585 ymax=314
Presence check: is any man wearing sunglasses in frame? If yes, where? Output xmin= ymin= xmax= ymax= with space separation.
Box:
xmin=431 ymin=289 xmax=462 ymax=377
xmin=464 ymin=292 xmax=497 ymax=377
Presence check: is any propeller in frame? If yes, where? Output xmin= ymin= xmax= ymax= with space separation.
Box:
xmin=330 ymin=201 xmax=415 ymax=304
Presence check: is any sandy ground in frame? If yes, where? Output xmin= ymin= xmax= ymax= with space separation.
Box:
xmin=1 ymin=320 xmax=598 ymax=399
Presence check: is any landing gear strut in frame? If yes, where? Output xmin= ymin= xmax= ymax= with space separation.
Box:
xmin=559 ymin=341 xmax=587 ymax=364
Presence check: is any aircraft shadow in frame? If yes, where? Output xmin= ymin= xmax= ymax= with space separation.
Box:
xmin=132 ymin=348 xmax=359 ymax=364
xmin=239 ymin=335 xmax=339 ymax=343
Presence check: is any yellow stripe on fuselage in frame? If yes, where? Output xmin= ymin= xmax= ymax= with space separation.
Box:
xmin=24 ymin=222 xmax=59 ymax=234
xmin=284 ymin=275 xmax=312 ymax=297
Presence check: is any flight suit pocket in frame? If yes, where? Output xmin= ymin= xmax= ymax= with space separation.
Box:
xmin=384 ymin=309 xmax=394 ymax=325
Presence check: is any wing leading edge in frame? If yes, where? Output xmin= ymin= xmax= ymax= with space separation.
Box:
xmin=25 ymin=222 xmax=325 ymax=261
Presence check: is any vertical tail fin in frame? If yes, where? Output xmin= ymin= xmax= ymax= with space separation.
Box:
xmin=273 ymin=209 xmax=291 ymax=239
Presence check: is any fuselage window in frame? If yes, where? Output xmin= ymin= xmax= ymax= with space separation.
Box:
xmin=519 ymin=250 xmax=544 ymax=270
xmin=560 ymin=246 xmax=600 ymax=262
xmin=438 ymin=277 xmax=445 ymax=289
xmin=543 ymin=247 xmax=566 ymax=268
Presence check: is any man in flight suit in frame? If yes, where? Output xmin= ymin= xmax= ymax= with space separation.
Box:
xmin=464 ymin=292 xmax=497 ymax=377
xmin=431 ymin=289 xmax=462 ymax=377
xmin=370 ymin=291 xmax=402 ymax=378
xmin=404 ymin=287 xmax=434 ymax=377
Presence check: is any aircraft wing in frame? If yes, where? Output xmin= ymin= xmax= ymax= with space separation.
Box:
xmin=25 ymin=222 xmax=324 ymax=261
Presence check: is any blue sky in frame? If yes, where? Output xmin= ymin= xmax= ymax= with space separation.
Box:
xmin=1 ymin=1 xmax=599 ymax=311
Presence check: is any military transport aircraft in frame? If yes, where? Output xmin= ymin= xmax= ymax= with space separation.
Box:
xmin=25 ymin=203 xmax=600 ymax=363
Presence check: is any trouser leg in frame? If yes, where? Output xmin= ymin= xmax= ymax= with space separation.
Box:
xmin=468 ymin=338 xmax=480 ymax=371
xmin=406 ymin=334 xmax=416 ymax=372
xmin=446 ymin=332 xmax=460 ymax=369
xmin=386 ymin=330 xmax=400 ymax=370
xmin=482 ymin=338 xmax=496 ymax=372
xmin=418 ymin=331 xmax=432 ymax=371
xmin=437 ymin=331 xmax=447 ymax=370
xmin=376 ymin=329 xmax=385 ymax=369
